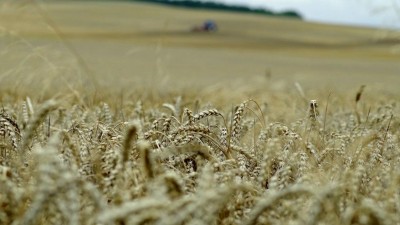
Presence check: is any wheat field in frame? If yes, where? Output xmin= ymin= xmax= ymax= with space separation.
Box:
xmin=0 ymin=1 xmax=400 ymax=225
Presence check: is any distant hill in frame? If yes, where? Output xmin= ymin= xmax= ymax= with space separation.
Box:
xmin=133 ymin=0 xmax=302 ymax=19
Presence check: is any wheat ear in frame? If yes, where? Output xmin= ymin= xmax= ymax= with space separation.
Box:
xmin=122 ymin=124 xmax=138 ymax=165
xmin=244 ymin=186 xmax=313 ymax=225
xmin=20 ymin=100 xmax=57 ymax=162
xmin=138 ymin=141 xmax=154 ymax=179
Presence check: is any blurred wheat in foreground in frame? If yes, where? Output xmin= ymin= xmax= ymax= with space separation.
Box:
xmin=0 ymin=88 xmax=399 ymax=225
